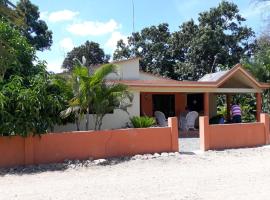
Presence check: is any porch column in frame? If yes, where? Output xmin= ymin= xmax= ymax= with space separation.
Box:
xmin=256 ymin=93 xmax=262 ymax=121
xmin=226 ymin=94 xmax=232 ymax=121
xmin=204 ymin=92 xmax=209 ymax=116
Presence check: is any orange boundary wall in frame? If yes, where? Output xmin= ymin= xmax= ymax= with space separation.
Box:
xmin=0 ymin=117 xmax=178 ymax=168
xmin=200 ymin=113 xmax=270 ymax=151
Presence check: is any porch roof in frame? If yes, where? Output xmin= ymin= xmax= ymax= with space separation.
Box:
xmin=115 ymin=64 xmax=270 ymax=93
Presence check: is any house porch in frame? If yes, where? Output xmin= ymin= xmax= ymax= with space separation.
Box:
xmin=140 ymin=92 xmax=207 ymax=136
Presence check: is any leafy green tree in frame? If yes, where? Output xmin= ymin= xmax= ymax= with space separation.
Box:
xmin=0 ymin=20 xmax=35 ymax=80
xmin=114 ymin=23 xmax=176 ymax=78
xmin=0 ymin=20 xmax=73 ymax=136
xmin=180 ymin=1 xmax=255 ymax=79
xmin=0 ymin=1 xmax=27 ymax=80
xmin=113 ymin=39 xmax=132 ymax=60
xmin=61 ymin=63 xmax=133 ymax=130
xmin=16 ymin=0 xmax=52 ymax=51
xmin=47 ymin=73 xmax=75 ymax=128
xmin=243 ymin=36 xmax=270 ymax=82
xmin=0 ymin=0 xmax=25 ymax=28
xmin=242 ymin=35 xmax=270 ymax=113
xmin=62 ymin=41 xmax=110 ymax=71
xmin=0 ymin=63 xmax=74 ymax=136
xmin=113 ymin=1 xmax=255 ymax=80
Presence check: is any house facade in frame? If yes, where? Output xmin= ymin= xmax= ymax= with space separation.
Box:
xmin=54 ymin=57 xmax=270 ymax=132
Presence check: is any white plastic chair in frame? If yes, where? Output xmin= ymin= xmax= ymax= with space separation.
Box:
xmin=179 ymin=114 xmax=187 ymax=131
xmin=154 ymin=111 xmax=168 ymax=127
xmin=185 ymin=111 xmax=199 ymax=131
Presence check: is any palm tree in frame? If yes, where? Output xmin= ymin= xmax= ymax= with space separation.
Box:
xmin=92 ymin=80 xmax=133 ymax=130
xmin=61 ymin=63 xmax=133 ymax=130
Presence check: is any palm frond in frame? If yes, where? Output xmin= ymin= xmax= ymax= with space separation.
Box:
xmin=91 ymin=64 xmax=118 ymax=85
xmin=107 ymin=83 xmax=128 ymax=93
xmin=72 ymin=65 xmax=89 ymax=78
xmin=60 ymin=106 xmax=81 ymax=118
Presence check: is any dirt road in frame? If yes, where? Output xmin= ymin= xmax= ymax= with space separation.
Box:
xmin=1 ymin=146 xmax=270 ymax=200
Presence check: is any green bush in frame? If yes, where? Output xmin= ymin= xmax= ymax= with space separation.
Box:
xmin=217 ymin=105 xmax=226 ymax=117
xmin=130 ymin=116 xmax=156 ymax=128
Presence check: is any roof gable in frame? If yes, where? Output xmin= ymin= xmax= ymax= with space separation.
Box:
xmin=199 ymin=64 xmax=266 ymax=89
xmin=216 ymin=64 xmax=262 ymax=89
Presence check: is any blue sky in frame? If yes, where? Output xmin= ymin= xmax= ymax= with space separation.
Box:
xmin=12 ymin=0 xmax=270 ymax=73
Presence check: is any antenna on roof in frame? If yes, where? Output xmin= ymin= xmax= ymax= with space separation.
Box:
xmin=132 ymin=0 xmax=135 ymax=33
xmin=131 ymin=0 xmax=136 ymax=57
xmin=210 ymin=53 xmax=219 ymax=74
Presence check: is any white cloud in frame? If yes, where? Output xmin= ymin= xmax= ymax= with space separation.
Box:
xmin=59 ymin=37 xmax=74 ymax=52
xmin=40 ymin=11 xmax=48 ymax=20
xmin=241 ymin=2 xmax=270 ymax=19
xmin=46 ymin=59 xmax=63 ymax=73
xmin=67 ymin=19 xmax=120 ymax=36
xmin=47 ymin=10 xmax=79 ymax=22
xmin=105 ymin=31 xmax=128 ymax=52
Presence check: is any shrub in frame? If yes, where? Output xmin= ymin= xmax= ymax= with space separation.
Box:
xmin=217 ymin=105 xmax=226 ymax=117
xmin=130 ymin=116 xmax=156 ymax=128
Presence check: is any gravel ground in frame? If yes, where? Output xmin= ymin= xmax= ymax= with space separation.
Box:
xmin=179 ymin=138 xmax=200 ymax=152
xmin=1 ymin=145 xmax=270 ymax=200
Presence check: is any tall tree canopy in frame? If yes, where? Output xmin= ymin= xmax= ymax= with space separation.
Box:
xmin=113 ymin=1 xmax=256 ymax=80
xmin=62 ymin=41 xmax=110 ymax=71
xmin=15 ymin=0 xmax=52 ymax=51
xmin=114 ymin=23 xmax=175 ymax=78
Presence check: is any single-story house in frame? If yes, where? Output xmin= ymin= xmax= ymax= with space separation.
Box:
xmin=54 ymin=57 xmax=270 ymax=132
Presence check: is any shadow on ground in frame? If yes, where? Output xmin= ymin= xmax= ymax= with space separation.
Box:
xmin=180 ymin=152 xmax=196 ymax=155
xmin=0 ymin=157 xmax=132 ymax=176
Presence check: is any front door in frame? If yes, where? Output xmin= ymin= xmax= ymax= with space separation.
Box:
xmin=187 ymin=93 xmax=203 ymax=113
xmin=152 ymin=94 xmax=175 ymax=118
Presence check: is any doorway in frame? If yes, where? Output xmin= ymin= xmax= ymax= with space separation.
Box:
xmin=187 ymin=93 xmax=203 ymax=113
xmin=152 ymin=94 xmax=175 ymax=118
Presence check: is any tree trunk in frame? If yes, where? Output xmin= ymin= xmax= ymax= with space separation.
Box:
xmin=95 ymin=115 xmax=100 ymax=130
xmin=75 ymin=117 xmax=80 ymax=131
xmin=98 ymin=119 xmax=103 ymax=130
xmin=94 ymin=114 xmax=103 ymax=130
xmin=97 ymin=115 xmax=105 ymax=130
xmin=85 ymin=112 xmax=89 ymax=130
